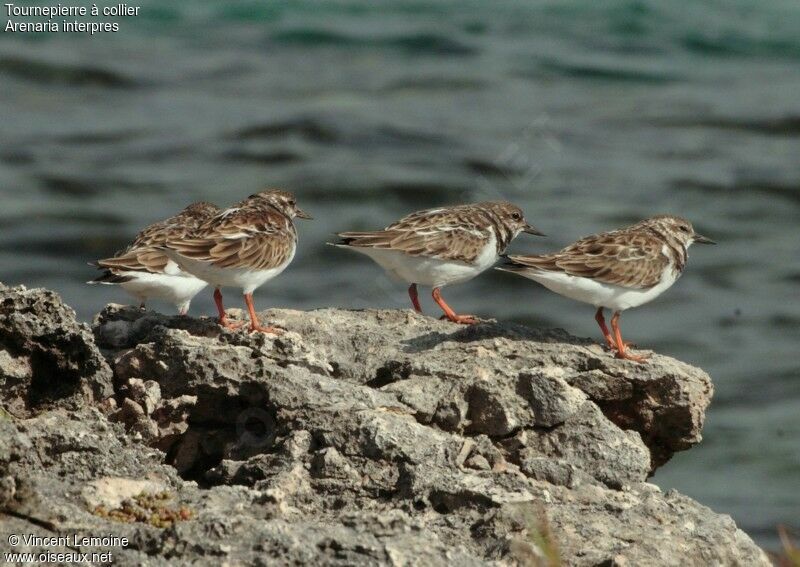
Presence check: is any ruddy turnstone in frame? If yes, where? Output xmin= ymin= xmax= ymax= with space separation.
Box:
xmin=162 ymin=189 xmax=311 ymax=334
xmin=88 ymin=201 xmax=220 ymax=314
xmin=497 ymin=215 xmax=715 ymax=362
xmin=332 ymin=201 xmax=544 ymax=324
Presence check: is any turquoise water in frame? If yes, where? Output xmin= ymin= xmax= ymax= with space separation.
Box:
xmin=1 ymin=0 xmax=798 ymax=551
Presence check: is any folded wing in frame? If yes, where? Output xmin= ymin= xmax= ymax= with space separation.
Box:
xmin=507 ymin=231 xmax=668 ymax=289
xmin=166 ymin=208 xmax=296 ymax=271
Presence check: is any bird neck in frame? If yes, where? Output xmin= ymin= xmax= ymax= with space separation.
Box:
xmin=648 ymin=225 xmax=688 ymax=273
xmin=483 ymin=210 xmax=514 ymax=254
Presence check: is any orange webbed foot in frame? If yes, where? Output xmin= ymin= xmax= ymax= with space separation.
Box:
xmin=608 ymin=311 xmax=648 ymax=363
xmin=219 ymin=315 xmax=245 ymax=330
xmin=614 ymin=350 xmax=650 ymax=363
xmin=431 ymin=287 xmax=478 ymax=325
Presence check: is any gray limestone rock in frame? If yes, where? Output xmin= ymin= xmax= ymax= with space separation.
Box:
xmin=0 ymin=293 xmax=767 ymax=566
xmin=0 ymin=284 xmax=113 ymax=418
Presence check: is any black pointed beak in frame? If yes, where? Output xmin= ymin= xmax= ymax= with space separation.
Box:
xmin=523 ymin=224 xmax=546 ymax=237
xmin=693 ymin=234 xmax=716 ymax=245
xmin=296 ymin=208 xmax=313 ymax=220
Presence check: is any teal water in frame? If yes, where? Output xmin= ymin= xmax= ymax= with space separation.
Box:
xmin=1 ymin=0 xmax=798 ymax=552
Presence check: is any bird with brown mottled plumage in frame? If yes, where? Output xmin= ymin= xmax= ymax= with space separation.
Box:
xmin=332 ymin=201 xmax=544 ymax=324
xmin=162 ymin=190 xmax=312 ymax=334
xmin=88 ymin=201 xmax=220 ymax=314
xmin=498 ymin=215 xmax=715 ymax=362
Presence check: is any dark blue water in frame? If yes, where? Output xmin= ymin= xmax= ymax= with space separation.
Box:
xmin=1 ymin=0 xmax=798 ymax=551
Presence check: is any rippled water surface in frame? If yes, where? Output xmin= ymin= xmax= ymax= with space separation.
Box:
xmin=1 ymin=0 xmax=798 ymax=551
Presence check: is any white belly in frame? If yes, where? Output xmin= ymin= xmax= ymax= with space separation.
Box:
xmin=115 ymin=272 xmax=207 ymax=312
xmin=519 ymin=267 xmax=679 ymax=311
xmin=342 ymin=235 xmax=497 ymax=288
xmin=166 ymin=247 xmax=295 ymax=294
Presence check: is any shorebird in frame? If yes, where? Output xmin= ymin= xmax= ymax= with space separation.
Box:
xmin=332 ymin=201 xmax=544 ymax=324
xmin=162 ymin=189 xmax=311 ymax=334
xmin=497 ymin=215 xmax=715 ymax=362
xmin=88 ymin=202 xmax=220 ymax=314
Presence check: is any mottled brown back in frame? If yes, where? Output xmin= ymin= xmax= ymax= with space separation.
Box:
xmin=165 ymin=204 xmax=297 ymax=271
xmin=96 ymin=201 xmax=220 ymax=274
xmin=506 ymin=224 xmax=679 ymax=289
xmin=336 ymin=202 xmax=525 ymax=264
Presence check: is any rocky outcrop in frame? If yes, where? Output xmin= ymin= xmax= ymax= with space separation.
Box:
xmin=0 ymin=286 xmax=768 ymax=566
xmin=0 ymin=284 xmax=113 ymax=418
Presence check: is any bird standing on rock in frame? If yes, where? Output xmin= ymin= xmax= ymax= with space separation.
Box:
xmin=162 ymin=189 xmax=312 ymax=334
xmin=497 ymin=215 xmax=715 ymax=362
xmin=332 ymin=201 xmax=544 ymax=324
xmin=88 ymin=201 xmax=220 ymax=314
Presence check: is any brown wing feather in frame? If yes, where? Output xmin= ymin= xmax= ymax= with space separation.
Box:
xmin=132 ymin=206 xmax=215 ymax=248
xmin=167 ymin=208 xmax=296 ymax=271
xmin=337 ymin=206 xmax=492 ymax=264
xmin=385 ymin=206 xmax=471 ymax=230
xmin=132 ymin=222 xmax=175 ymax=248
xmin=97 ymin=247 xmax=170 ymax=273
xmin=508 ymin=230 xmax=669 ymax=289
xmin=338 ymin=227 xmax=489 ymax=264
xmin=95 ymin=202 xmax=219 ymax=275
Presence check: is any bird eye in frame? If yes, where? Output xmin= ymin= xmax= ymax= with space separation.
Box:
xmin=679 ymin=225 xmax=690 ymax=232
xmin=512 ymin=212 xmax=522 ymax=221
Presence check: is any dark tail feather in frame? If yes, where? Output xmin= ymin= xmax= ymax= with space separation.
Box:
xmin=327 ymin=233 xmax=360 ymax=247
xmin=496 ymin=255 xmax=529 ymax=273
xmin=88 ymin=270 xmax=133 ymax=285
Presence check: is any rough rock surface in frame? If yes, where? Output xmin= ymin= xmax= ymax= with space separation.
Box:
xmin=0 ymin=284 xmax=113 ymax=418
xmin=0 ymin=288 xmax=768 ymax=566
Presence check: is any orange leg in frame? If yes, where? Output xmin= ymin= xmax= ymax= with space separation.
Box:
xmin=432 ymin=287 xmax=477 ymax=325
xmin=408 ymin=284 xmax=422 ymax=313
xmin=594 ymin=307 xmax=615 ymax=349
xmin=244 ymin=293 xmax=283 ymax=334
xmin=610 ymin=311 xmax=648 ymax=363
xmin=214 ymin=288 xmax=244 ymax=330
